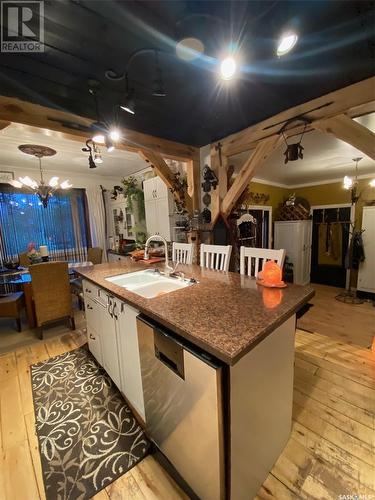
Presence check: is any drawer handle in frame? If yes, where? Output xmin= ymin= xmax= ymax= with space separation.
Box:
xmin=87 ymin=304 xmax=93 ymax=310
xmin=85 ymin=288 xmax=91 ymax=293
xmin=89 ymin=333 xmax=95 ymax=340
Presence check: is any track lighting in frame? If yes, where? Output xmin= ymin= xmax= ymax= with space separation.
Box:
xmin=220 ymin=56 xmax=237 ymax=80
xmin=277 ymin=31 xmax=298 ymax=56
xmin=82 ymin=140 xmax=98 ymax=169
xmin=120 ymin=73 xmax=136 ymax=115
xmin=109 ymin=129 xmax=120 ymax=142
xmin=93 ymin=145 xmax=103 ymax=164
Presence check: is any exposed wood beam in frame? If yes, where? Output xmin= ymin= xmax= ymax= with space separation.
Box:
xmin=186 ymin=158 xmax=200 ymax=212
xmin=0 ymin=95 xmax=198 ymax=161
xmin=0 ymin=120 xmax=10 ymax=131
xmin=219 ymin=77 xmax=375 ymax=157
xmin=222 ymin=135 xmax=283 ymax=218
xmin=314 ymin=114 xmax=375 ymax=161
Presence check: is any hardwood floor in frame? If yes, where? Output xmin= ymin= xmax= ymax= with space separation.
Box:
xmin=0 ymin=323 xmax=374 ymax=498
xmin=297 ymin=283 xmax=375 ymax=348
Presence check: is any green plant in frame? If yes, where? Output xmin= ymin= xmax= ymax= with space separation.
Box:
xmin=121 ymin=176 xmax=145 ymax=217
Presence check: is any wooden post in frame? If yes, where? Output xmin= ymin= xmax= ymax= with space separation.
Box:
xmin=221 ymin=135 xmax=282 ymax=218
xmin=314 ymin=114 xmax=375 ymax=160
xmin=186 ymin=157 xmax=200 ymax=212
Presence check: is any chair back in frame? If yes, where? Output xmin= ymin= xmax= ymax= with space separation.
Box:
xmin=87 ymin=247 xmax=103 ymax=265
xmin=200 ymin=244 xmax=232 ymax=272
xmin=240 ymin=247 xmax=286 ymax=277
xmin=172 ymin=242 xmax=194 ymax=265
xmin=19 ymin=252 xmax=29 ymax=267
xmin=30 ymin=262 xmax=72 ymax=326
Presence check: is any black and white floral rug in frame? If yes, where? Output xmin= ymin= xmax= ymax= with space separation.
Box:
xmin=31 ymin=347 xmax=150 ymax=500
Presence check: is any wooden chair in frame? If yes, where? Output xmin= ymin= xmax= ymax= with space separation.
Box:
xmin=87 ymin=247 xmax=103 ymax=265
xmin=240 ymin=247 xmax=286 ymax=278
xmin=0 ymin=292 xmax=25 ymax=331
xmin=172 ymin=242 xmax=194 ymax=265
xmin=200 ymin=244 xmax=232 ymax=272
xmin=29 ymin=262 xmax=75 ymax=339
xmin=18 ymin=252 xmax=29 ymax=267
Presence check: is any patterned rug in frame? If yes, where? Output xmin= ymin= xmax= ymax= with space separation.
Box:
xmin=31 ymin=347 xmax=150 ymax=500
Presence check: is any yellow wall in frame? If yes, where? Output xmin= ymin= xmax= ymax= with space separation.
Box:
xmin=247 ymin=179 xmax=375 ymax=228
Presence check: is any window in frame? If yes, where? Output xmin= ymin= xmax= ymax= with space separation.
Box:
xmin=0 ymin=185 xmax=90 ymax=262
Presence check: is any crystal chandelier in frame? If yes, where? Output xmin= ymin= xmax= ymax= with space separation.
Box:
xmin=9 ymin=145 xmax=72 ymax=208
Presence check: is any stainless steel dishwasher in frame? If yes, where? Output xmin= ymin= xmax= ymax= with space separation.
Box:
xmin=137 ymin=315 xmax=224 ymax=500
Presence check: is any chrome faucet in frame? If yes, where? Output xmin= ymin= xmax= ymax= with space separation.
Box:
xmin=144 ymin=234 xmax=172 ymax=271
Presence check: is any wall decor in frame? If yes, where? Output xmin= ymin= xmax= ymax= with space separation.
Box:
xmin=0 ymin=171 xmax=14 ymax=183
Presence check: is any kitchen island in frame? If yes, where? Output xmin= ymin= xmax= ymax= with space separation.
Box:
xmin=77 ymin=259 xmax=314 ymax=500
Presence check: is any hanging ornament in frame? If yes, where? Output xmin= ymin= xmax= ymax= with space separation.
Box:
xmin=279 ymin=117 xmax=310 ymax=164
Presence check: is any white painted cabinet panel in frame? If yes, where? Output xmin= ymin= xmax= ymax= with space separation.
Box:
xmin=115 ymin=300 xmax=145 ymax=420
xmin=274 ymin=220 xmax=312 ymax=285
xmin=144 ymin=177 xmax=174 ymax=241
xmin=85 ymin=297 xmax=103 ymax=365
xmin=358 ymin=206 xmax=375 ymax=293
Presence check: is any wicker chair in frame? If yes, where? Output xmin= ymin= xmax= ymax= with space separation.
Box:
xmin=0 ymin=292 xmax=25 ymax=332
xmin=18 ymin=252 xmax=30 ymax=267
xmin=87 ymin=247 xmax=103 ymax=265
xmin=29 ymin=262 xmax=75 ymax=339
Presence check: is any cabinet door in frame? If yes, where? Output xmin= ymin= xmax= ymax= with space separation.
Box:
xmin=156 ymin=197 xmax=172 ymax=241
xmin=358 ymin=207 xmax=375 ymax=292
xmin=85 ymin=297 xmax=103 ymax=365
xmin=145 ymin=199 xmax=157 ymax=236
xmin=155 ymin=176 xmax=168 ymax=199
xmin=116 ymin=300 xmax=145 ymax=420
xmin=100 ymin=295 xmax=122 ymax=390
xmin=143 ymin=178 xmax=156 ymax=202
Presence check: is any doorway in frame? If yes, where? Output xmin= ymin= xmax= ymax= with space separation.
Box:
xmin=310 ymin=205 xmax=353 ymax=288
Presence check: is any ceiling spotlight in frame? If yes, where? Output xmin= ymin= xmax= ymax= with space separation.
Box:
xmin=109 ymin=129 xmax=120 ymax=142
xmin=176 ymin=38 xmax=204 ymax=61
xmin=277 ymin=31 xmax=298 ymax=57
xmin=91 ymin=121 xmax=106 ymax=145
xmin=120 ymin=97 xmax=135 ymax=115
xmin=220 ymin=56 xmax=237 ymax=80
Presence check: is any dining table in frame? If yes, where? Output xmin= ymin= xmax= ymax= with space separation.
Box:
xmin=0 ymin=261 xmax=93 ymax=328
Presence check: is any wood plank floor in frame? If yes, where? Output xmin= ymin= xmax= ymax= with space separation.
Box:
xmin=0 ymin=326 xmax=374 ymax=499
xmin=297 ymin=283 xmax=375 ymax=348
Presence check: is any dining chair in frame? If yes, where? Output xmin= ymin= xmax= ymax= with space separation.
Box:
xmin=0 ymin=291 xmax=25 ymax=332
xmin=18 ymin=252 xmax=29 ymax=267
xmin=172 ymin=242 xmax=194 ymax=265
xmin=29 ymin=262 xmax=75 ymax=339
xmin=200 ymin=244 xmax=232 ymax=272
xmin=240 ymin=247 xmax=286 ymax=277
xmin=87 ymin=247 xmax=103 ymax=265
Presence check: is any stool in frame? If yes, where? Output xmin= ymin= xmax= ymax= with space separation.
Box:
xmin=0 ymin=292 xmax=25 ymax=332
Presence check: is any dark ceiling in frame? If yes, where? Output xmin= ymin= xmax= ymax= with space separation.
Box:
xmin=0 ymin=0 xmax=374 ymax=146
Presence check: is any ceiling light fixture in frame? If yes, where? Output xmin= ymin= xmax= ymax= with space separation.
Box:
xmin=343 ymin=157 xmax=366 ymax=205
xmin=9 ymin=145 xmax=72 ymax=208
xmin=109 ymin=129 xmax=121 ymax=142
xmin=280 ymin=117 xmax=309 ymax=163
xmin=120 ymin=74 xmax=136 ymax=115
xmin=277 ymin=31 xmax=298 ymax=57
xmin=82 ymin=140 xmax=98 ymax=169
xmin=220 ymin=56 xmax=237 ymax=80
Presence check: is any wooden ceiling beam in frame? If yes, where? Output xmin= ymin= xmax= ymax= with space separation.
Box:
xmin=0 ymin=120 xmax=10 ymax=131
xmin=313 ymin=114 xmax=375 ymax=161
xmin=0 ymin=95 xmax=198 ymax=161
xmin=219 ymin=77 xmax=375 ymax=157
xmin=221 ymin=135 xmax=283 ymax=218
xmin=186 ymin=158 xmax=200 ymax=212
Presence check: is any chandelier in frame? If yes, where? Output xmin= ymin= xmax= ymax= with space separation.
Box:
xmin=9 ymin=145 xmax=72 ymax=208
xmin=343 ymin=157 xmax=375 ymax=205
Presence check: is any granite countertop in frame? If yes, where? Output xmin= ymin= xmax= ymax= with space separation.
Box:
xmin=76 ymin=259 xmax=315 ymax=365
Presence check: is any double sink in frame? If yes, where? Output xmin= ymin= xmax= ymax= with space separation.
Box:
xmin=105 ymin=269 xmax=195 ymax=299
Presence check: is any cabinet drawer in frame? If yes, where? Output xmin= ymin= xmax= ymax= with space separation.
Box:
xmin=82 ymin=279 xmax=100 ymax=299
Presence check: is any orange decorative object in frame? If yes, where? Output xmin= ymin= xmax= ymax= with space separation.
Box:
xmin=257 ymin=260 xmax=286 ymax=288
xmin=262 ymin=288 xmax=283 ymax=309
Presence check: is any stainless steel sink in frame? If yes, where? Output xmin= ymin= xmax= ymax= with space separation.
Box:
xmin=105 ymin=269 xmax=194 ymax=298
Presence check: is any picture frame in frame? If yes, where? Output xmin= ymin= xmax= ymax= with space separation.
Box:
xmin=0 ymin=171 xmax=14 ymax=183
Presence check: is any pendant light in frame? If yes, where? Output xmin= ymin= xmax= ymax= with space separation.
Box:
xmin=9 ymin=145 xmax=72 ymax=208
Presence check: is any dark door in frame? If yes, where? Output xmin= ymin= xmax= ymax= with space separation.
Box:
xmin=310 ymin=207 xmax=351 ymax=287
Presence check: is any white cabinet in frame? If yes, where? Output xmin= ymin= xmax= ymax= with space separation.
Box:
xmin=143 ymin=177 xmax=175 ymax=241
xmin=358 ymin=206 xmax=375 ymax=293
xmin=274 ymin=220 xmax=312 ymax=285
xmin=107 ymin=252 xmax=128 ymax=263
xmin=115 ymin=300 xmax=145 ymax=419
xmin=83 ymin=280 xmax=145 ymax=420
